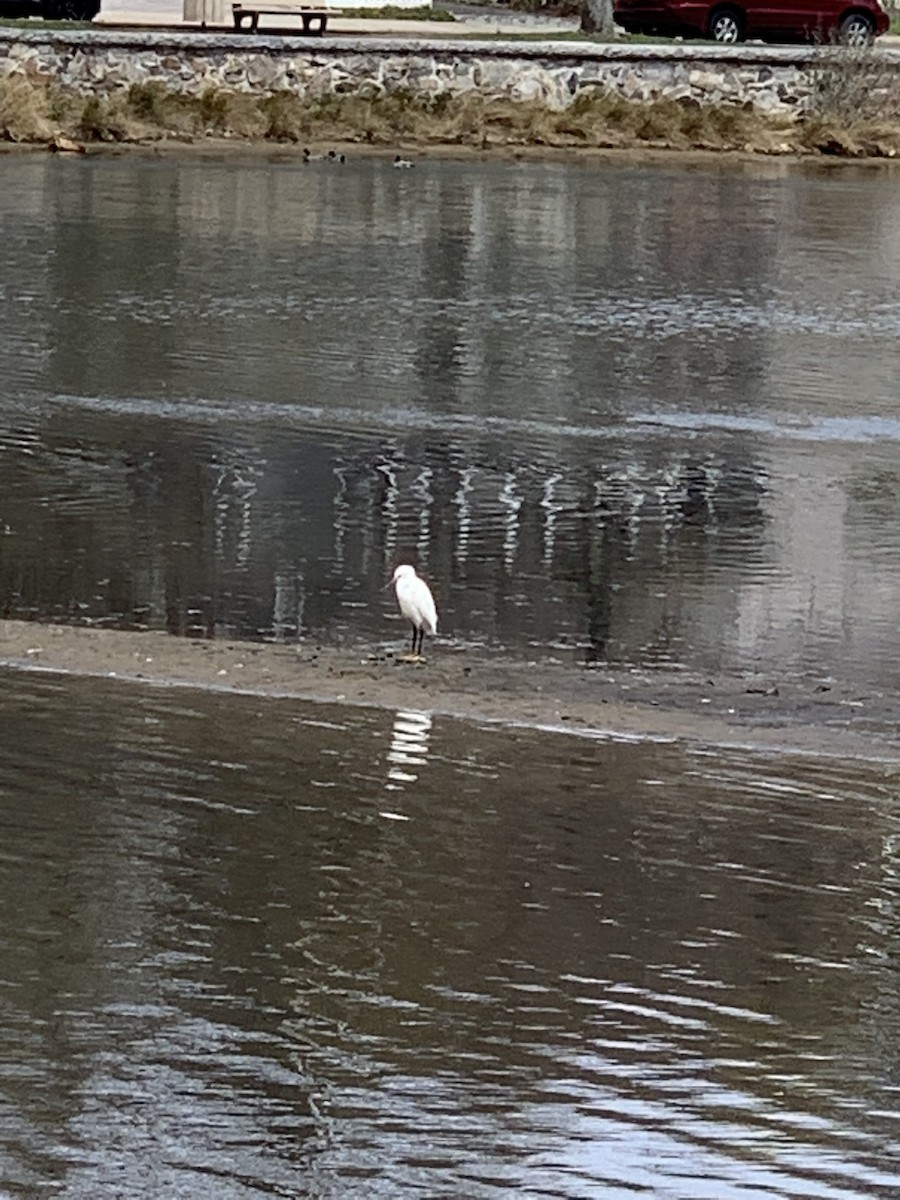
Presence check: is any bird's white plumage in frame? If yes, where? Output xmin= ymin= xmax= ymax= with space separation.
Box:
xmin=392 ymin=564 xmax=437 ymax=636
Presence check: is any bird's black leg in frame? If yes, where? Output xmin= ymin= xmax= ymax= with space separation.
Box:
xmin=410 ymin=624 xmax=417 ymax=655
xmin=415 ymin=627 xmax=424 ymax=657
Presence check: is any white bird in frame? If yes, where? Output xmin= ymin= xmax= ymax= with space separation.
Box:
xmin=393 ymin=155 xmax=414 ymax=169
xmin=390 ymin=564 xmax=438 ymax=662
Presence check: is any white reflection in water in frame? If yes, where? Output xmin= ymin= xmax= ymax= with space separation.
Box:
xmin=705 ymin=463 xmax=723 ymax=525
xmin=657 ymin=461 xmax=682 ymax=552
xmin=868 ymin=832 xmax=900 ymax=934
xmin=454 ymin=465 xmax=475 ymax=570
xmin=359 ymin=473 xmax=375 ymax=576
xmin=412 ymin=465 xmax=433 ymax=566
xmin=541 ymin=472 xmax=562 ymax=570
xmin=332 ymin=465 xmax=349 ymax=570
xmin=384 ymin=708 xmax=433 ymax=792
xmin=623 ymin=462 xmax=645 ymax=551
xmin=377 ymin=458 xmax=400 ymax=564
xmin=499 ymin=471 xmax=522 ymax=571
xmin=213 ymin=451 xmax=262 ymax=570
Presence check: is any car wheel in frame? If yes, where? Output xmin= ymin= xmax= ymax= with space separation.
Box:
xmin=838 ymin=11 xmax=875 ymax=45
xmin=707 ymin=6 xmax=745 ymax=42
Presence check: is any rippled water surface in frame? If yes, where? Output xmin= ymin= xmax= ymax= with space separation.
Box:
xmin=3 ymin=154 xmax=900 ymax=681
xmin=3 ymin=152 xmax=900 ymax=1195
xmin=0 ymin=671 xmax=897 ymax=1199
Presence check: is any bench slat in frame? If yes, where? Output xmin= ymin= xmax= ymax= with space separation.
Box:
xmin=233 ymin=4 xmax=341 ymax=11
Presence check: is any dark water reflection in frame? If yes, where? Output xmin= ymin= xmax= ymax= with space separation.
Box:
xmin=1 ymin=672 xmax=899 ymax=1197
xmin=4 ymin=154 xmax=900 ymax=682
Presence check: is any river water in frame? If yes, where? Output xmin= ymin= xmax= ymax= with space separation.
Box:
xmin=4 ymin=152 xmax=900 ymax=683
xmin=1 ymin=671 xmax=900 ymax=1199
xmin=2 ymin=150 xmax=900 ymax=1197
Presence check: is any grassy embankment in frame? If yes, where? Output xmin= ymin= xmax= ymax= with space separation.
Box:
xmin=0 ymin=26 xmax=899 ymax=157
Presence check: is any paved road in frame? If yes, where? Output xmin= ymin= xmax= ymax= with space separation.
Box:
xmin=95 ymin=0 xmax=580 ymax=33
xmin=86 ymin=1 xmax=900 ymax=46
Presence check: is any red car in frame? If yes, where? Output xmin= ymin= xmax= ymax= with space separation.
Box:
xmin=614 ymin=0 xmax=890 ymax=43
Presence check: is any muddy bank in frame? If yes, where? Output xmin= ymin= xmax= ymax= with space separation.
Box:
xmin=7 ymin=130 xmax=899 ymax=173
xmin=2 ymin=619 xmax=898 ymax=758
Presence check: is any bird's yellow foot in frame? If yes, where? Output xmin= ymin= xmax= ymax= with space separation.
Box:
xmin=400 ymin=653 xmax=426 ymax=664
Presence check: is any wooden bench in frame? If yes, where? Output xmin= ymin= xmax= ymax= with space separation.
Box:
xmin=232 ymin=2 xmax=341 ymax=33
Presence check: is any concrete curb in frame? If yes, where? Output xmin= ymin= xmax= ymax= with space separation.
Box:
xmin=4 ymin=24 xmax=899 ymax=63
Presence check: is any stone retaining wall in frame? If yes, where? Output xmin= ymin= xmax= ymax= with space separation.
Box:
xmin=1 ymin=28 xmax=898 ymax=114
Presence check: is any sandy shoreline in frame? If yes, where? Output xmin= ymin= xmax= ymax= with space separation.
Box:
xmin=3 ymin=619 xmax=898 ymax=759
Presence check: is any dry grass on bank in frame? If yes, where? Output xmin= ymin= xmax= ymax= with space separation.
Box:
xmin=0 ymin=75 xmax=55 ymax=142
xmin=2 ymin=55 xmax=900 ymax=158
xmin=0 ymin=76 xmax=791 ymax=153
xmin=799 ymin=46 xmax=900 ymax=156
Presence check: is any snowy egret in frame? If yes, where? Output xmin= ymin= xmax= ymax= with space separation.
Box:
xmin=390 ymin=565 xmax=438 ymax=662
